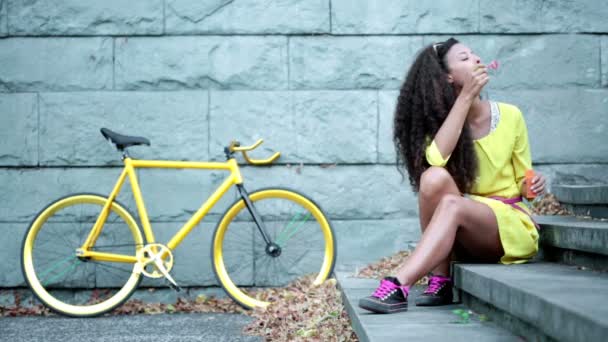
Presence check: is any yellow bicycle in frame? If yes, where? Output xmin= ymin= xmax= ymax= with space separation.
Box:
xmin=21 ymin=128 xmax=336 ymax=317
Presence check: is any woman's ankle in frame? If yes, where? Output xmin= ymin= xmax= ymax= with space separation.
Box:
xmin=395 ymin=275 xmax=414 ymax=288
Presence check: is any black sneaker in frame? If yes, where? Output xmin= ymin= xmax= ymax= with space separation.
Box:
xmin=415 ymin=274 xmax=453 ymax=306
xmin=358 ymin=276 xmax=409 ymax=314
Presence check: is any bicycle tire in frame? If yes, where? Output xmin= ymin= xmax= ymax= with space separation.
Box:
xmin=21 ymin=193 xmax=144 ymax=317
xmin=211 ymin=187 xmax=336 ymax=309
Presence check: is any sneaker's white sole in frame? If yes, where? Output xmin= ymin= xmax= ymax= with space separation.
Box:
xmin=358 ymin=298 xmax=408 ymax=314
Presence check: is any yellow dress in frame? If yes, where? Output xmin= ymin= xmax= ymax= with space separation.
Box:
xmin=424 ymin=101 xmax=539 ymax=264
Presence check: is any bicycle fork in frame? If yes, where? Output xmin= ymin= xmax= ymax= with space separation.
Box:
xmin=236 ymin=185 xmax=282 ymax=257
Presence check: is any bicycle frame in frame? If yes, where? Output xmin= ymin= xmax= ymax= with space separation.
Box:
xmin=77 ymin=157 xmax=245 ymax=263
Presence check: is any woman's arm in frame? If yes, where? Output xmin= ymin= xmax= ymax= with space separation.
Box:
xmin=432 ymin=66 xmax=489 ymax=161
xmin=432 ymin=96 xmax=474 ymax=160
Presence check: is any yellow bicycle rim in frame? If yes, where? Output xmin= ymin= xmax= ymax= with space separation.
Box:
xmin=212 ymin=188 xmax=335 ymax=309
xmin=22 ymin=194 xmax=143 ymax=317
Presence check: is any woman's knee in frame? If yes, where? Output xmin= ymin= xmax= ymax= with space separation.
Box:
xmin=419 ymin=167 xmax=457 ymax=200
xmin=435 ymin=194 xmax=464 ymax=222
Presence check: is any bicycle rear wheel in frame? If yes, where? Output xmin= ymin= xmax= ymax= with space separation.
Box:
xmin=212 ymin=188 xmax=336 ymax=309
xmin=21 ymin=194 xmax=143 ymax=317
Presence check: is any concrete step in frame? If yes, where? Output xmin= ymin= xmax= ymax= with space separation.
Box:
xmin=536 ymin=215 xmax=608 ymax=270
xmin=336 ymin=272 xmax=521 ymax=342
xmin=552 ymin=184 xmax=608 ymax=218
xmin=454 ymin=262 xmax=608 ymax=342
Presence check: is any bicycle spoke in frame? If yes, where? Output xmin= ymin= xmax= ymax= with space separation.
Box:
xmin=93 ymin=261 xmax=134 ymax=274
xmin=78 ymin=220 xmax=88 ymax=246
xmin=35 ymin=237 xmax=64 ymax=250
xmin=257 ymin=255 xmax=274 ymax=286
xmin=34 ymin=248 xmax=72 ymax=258
xmin=36 ymin=255 xmax=75 ymax=281
xmin=275 ymin=212 xmax=312 ymax=246
xmin=269 ymin=257 xmax=278 ymax=286
xmin=276 ymin=255 xmax=297 ymax=279
xmin=266 ymin=227 xmax=315 ymax=283
xmin=42 ymin=259 xmax=80 ymax=286
xmin=52 ymin=224 xmax=76 ymax=250
xmin=76 ymin=263 xmax=92 ymax=288
xmin=274 ymin=212 xmax=303 ymax=245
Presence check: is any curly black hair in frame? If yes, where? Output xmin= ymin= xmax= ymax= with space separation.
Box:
xmin=393 ymin=38 xmax=478 ymax=194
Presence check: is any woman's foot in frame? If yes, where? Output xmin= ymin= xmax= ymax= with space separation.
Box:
xmin=358 ymin=277 xmax=410 ymax=314
xmin=415 ymin=274 xmax=453 ymax=306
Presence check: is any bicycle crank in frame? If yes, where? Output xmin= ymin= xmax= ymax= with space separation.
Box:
xmin=135 ymin=243 xmax=181 ymax=291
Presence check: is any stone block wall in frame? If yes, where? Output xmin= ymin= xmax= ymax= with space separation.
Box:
xmin=1 ymin=0 xmax=607 ymax=288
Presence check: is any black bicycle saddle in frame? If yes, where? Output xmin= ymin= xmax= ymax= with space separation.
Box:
xmin=100 ymin=128 xmax=151 ymax=150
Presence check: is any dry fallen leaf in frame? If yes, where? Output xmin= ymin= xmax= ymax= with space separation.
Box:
xmin=530 ymin=193 xmax=572 ymax=216
xmin=353 ymin=250 xmax=428 ymax=285
xmin=1 ymin=276 xmax=358 ymax=341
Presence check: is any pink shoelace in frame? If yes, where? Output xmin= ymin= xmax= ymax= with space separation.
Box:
xmin=372 ymin=278 xmax=409 ymax=298
xmin=424 ymin=275 xmax=451 ymax=294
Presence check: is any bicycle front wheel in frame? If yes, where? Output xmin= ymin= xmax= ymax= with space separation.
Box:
xmin=212 ymin=188 xmax=336 ymax=309
xmin=21 ymin=194 xmax=144 ymax=317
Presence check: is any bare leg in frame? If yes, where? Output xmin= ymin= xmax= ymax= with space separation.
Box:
xmin=396 ymin=180 xmax=504 ymax=286
xmin=417 ymin=167 xmax=462 ymax=276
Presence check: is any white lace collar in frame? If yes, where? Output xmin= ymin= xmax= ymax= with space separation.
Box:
xmin=490 ymin=101 xmax=500 ymax=133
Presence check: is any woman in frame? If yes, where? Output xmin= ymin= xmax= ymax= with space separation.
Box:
xmin=359 ymin=38 xmax=546 ymax=314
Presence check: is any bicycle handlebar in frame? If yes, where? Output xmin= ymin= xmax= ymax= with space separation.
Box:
xmin=228 ymin=139 xmax=281 ymax=165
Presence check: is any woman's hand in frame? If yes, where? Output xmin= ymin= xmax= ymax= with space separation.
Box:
xmin=530 ymin=173 xmax=547 ymax=196
xmin=522 ymin=172 xmax=547 ymax=197
xmin=460 ymin=64 xmax=489 ymax=101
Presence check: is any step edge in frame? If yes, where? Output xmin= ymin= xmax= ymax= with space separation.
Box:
xmin=539 ymin=223 xmax=608 ymax=256
xmin=535 ymin=215 xmax=608 ymax=226
xmin=454 ymin=264 xmax=608 ymax=341
xmin=336 ymin=272 xmax=371 ymax=342
xmin=552 ymin=185 xmax=608 ymax=204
